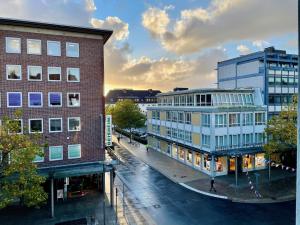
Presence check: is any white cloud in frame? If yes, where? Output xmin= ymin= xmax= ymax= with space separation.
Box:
xmin=0 ymin=0 xmax=227 ymax=91
xmin=0 ymin=0 xmax=96 ymax=26
xmin=142 ymin=0 xmax=297 ymax=54
xmin=91 ymin=17 xmax=129 ymax=41
xmin=252 ymin=40 xmax=271 ymax=50
xmin=237 ymin=45 xmax=251 ymax=55
xmin=142 ymin=7 xmax=170 ymax=37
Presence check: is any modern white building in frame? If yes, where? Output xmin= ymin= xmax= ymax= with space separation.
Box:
xmin=147 ymin=88 xmax=267 ymax=177
xmin=217 ymin=47 xmax=298 ymax=118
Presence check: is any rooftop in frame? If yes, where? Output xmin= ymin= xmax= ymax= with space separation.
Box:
xmin=157 ymin=88 xmax=256 ymax=97
xmin=0 ymin=17 xmax=113 ymax=44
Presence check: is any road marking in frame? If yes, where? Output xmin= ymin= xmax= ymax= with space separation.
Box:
xmin=179 ymin=183 xmax=228 ymax=200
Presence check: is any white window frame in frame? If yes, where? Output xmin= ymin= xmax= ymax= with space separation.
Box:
xmin=68 ymin=144 xmax=81 ymax=159
xmin=48 ymin=92 xmax=62 ymax=107
xmin=49 ymin=118 xmax=63 ymax=133
xmin=48 ymin=66 xmax=61 ymax=82
xmin=6 ymin=65 xmax=22 ymax=80
xmin=47 ymin=40 xmax=61 ymax=56
xmin=8 ymin=119 xmax=23 ymax=134
xmin=29 ymin=118 xmax=43 ymax=134
xmin=28 ymin=92 xmax=43 ymax=108
xmin=67 ymin=67 xmax=80 ymax=82
xmin=66 ymin=42 xmax=79 ymax=57
xmin=6 ymin=37 xmax=21 ymax=54
xmin=27 ymin=39 xmax=42 ymax=55
xmin=67 ymin=93 xmax=80 ymax=107
xmin=49 ymin=146 xmax=63 ymax=161
xmin=33 ymin=148 xmax=44 ymax=163
xmin=27 ymin=65 xmax=42 ymax=81
xmin=7 ymin=92 xmax=22 ymax=108
xmin=68 ymin=117 xmax=81 ymax=132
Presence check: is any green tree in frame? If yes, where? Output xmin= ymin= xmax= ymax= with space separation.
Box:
xmin=108 ymin=100 xmax=146 ymax=142
xmin=0 ymin=111 xmax=47 ymax=209
xmin=264 ymin=97 xmax=297 ymax=157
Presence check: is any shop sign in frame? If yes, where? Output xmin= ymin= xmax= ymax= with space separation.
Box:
xmin=105 ymin=115 xmax=112 ymax=147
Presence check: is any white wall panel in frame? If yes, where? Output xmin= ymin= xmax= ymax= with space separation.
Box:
xmin=236 ymin=76 xmax=264 ymax=89
xmin=237 ymin=60 xmax=259 ymax=77
xmin=218 ymin=64 xmax=236 ymax=79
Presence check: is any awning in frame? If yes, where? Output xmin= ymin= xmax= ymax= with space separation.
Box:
xmin=38 ymin=161 xmax=116 ymax=179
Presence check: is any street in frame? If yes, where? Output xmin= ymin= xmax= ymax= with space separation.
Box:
xmin=114 ymin=144 xmax=295 ymax=225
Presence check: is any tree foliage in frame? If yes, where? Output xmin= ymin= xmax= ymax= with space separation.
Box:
xmin=0 ymin=111 xmax=47 ymax=209
xmin=106 ymin=100 xmax=146 ymax=141
xmin=264 ymin=97 xmax=297 ymax=156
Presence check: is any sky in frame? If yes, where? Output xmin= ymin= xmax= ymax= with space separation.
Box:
xmin=0 ymin=0 xmax=297 ymax=94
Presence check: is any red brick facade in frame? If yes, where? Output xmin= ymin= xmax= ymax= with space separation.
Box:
xmin=0 ymin=27 xmax=107 ymax=167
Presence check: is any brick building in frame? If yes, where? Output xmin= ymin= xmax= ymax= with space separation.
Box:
xmin=0 ymin=18 xmax=112 ymax=216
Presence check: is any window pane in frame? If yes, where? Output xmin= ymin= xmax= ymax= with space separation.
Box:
xmin=49 ymin=93 xmax=62 ymax=106
xmin=49 ymin=119 xmax=62 ymax=132
xmin=68 ymin=93 xmax=80 ymax=107
xmin=68 ymin=144 xmax=81 ymax=159
xmin=6 ymin=37 xmax=21 ymax=53
xmin=48 ymin=67 xmax=61 ymax=81
xmin=27 ymin=39 xmax=41 ymax=55
xmin=30 ymin=119 xmax=43 ymax=133
xmin=29 ymin=93 xmax=42 ymax=107
xmin=66 ymin=42 xmax=79 ymax=57
xmin=49 ymin=146 xmax=63 ymax=161
xmin=47 ymin=41 xmax=61 ymax=56
xmin=67 ymin=68 xmax=80 ymax=82
xmin=8 ymin=93 xmax=22 ymax=107
xmin=28 ymin=66 xmax=42 ymax=80
xmin=7 ymin=65 xmax=21 ymax=80
xmin=68 ymin=118 xmax=81 ymax=131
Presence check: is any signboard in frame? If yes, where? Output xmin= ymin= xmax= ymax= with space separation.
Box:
xmin=105 ymin=115 xmax=112 ymax=147
xmin=57 ymin=189 xmax=64 ymax=200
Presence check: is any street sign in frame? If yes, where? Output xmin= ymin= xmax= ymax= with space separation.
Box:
xmin=105 ymin=115 xmax=113 ymax=147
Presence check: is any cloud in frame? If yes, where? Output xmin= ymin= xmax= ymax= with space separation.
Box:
xmin=142 ymin=0 xmax=297 ymax=54
xmin=252 ymin=40 xmax=271 ymax=50
xmin=104 ymin=48 xmax=227 ymax=91
xmin=91 ymin=17 xmax=129 ymax=41
xmin=142 ymin=7 xmax=170 ymax=37
xmin=237 ymin=45 xmax=251 ymax=55
xmin=0 ymin=0 xmax=227 ymax=92
xmin=0 ymin=0 xmax=96 ymax=27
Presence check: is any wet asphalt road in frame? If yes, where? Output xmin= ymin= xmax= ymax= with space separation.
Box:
xmin=114 ymin=146 xmax=295 ymax=225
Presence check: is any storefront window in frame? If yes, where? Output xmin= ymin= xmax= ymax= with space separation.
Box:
xmin=179 ymin=148 xmax=185 ymax=160
xmin=243 ymin=155 xmax=254 ymax=171
xmin=186 ymin=150 xmax=193 ymax=164
xmin=172 ymin=144 xmax=177 ymax=158
xmin=255 ymin=153 xmax=266 ymax=168
xmin=194 ymin=153 xmax=201 ymax=167
xmin=215 ymin=157 xmax=225 ymax=172
xmin=229 ymin=157 xmax=236 ymax=172
xmin=203 ymin=154 xmax=211 ymax=171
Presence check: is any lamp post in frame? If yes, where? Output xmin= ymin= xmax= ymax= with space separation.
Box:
xmin=296 ymin=1 xmax=300 ymax=224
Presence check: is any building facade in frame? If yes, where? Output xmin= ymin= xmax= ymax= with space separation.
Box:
xmin=147 ymin=88 xmax=267 ymax=176
xmin=217 ymin=47 xmax=298 ymax=118
xmin=0 ymin=18 xmax=113 ymax=215
xmin=106 ymin=89 xmax=161 ymax=114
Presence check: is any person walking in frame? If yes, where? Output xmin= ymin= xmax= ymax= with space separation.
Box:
xmin=117 ymin=136 xmax=120 ymax=143
xmin=146 ymin=144 xmax=149 ymax=152
xmin=210 ymin=177 xmax=216 ymax=192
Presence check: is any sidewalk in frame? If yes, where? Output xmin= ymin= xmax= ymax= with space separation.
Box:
xmin=113 ymin=134 xmax=296 ymax=203
xmin=0 ymin=191 xmax=124 ymax=225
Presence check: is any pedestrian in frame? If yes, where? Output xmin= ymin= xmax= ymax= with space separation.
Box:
xmin=210 ymin=177 xmax=216 ymax=192
xmin=146 ymin=144 xmax=149 ymax=152
xmin=117 ymin=136 xmax=120 ymax=143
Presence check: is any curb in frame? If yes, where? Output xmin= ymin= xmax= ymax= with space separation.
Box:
xmin=179 ymin=183 xmax=229 ymax=200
